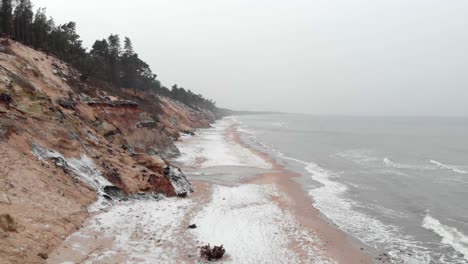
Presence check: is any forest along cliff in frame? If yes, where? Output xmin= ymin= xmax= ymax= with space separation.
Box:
xmin=0 ymin=39 xmax=220 ymax=263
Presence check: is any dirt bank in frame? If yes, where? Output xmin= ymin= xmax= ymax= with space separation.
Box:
xmin=0 ymin=39 xmax=217 ymax=263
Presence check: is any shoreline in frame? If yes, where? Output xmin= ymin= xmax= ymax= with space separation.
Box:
xmin=226 ymin=125 xmax=384 ymax=263
xmin=47 ymin=119 xmax=387 ymax=264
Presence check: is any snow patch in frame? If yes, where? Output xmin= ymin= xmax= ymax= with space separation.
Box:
xmin=56 ymin=198 xmax=192 ymax=264
xmin=190 ymin=184 xmax=332 ymax=264
xmin=31 ymin=144 xmax=113 ymax=211
xmin=175 ymin=117 xmax=271 ymax=169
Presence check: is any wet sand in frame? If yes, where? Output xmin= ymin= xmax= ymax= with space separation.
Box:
xmin=226 ymin=126 xmax=380 ymax=264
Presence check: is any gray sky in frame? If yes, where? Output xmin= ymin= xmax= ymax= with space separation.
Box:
xmin=33 ymin=0 xmax=468 ymax=116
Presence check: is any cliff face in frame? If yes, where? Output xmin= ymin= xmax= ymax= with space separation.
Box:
xmin=0 ymin=39 xmax=216 ymax=263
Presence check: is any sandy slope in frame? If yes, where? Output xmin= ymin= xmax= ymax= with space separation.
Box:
xmin=0 ymin=39 xmax=216 ymax=263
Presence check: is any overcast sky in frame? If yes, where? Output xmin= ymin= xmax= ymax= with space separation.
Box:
xmin=33 ymin=0 xmax=468 ymax=116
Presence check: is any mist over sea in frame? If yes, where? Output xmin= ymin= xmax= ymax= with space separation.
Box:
xmin=233 ymin=114 xmax=468 ymax=264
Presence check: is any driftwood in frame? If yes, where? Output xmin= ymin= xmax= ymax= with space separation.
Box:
xmin=200 ymin=244 xmax=225 ymax=261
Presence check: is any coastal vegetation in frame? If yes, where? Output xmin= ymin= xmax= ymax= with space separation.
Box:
xmin=0 ymin=0 xmax=216 ymax=110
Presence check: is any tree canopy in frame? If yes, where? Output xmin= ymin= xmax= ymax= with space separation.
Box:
xmin=0 ymin=0 xmax=217 ymax=111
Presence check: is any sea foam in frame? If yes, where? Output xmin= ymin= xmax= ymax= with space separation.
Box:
xmin=430 ymin=160 xmax=468 ymax=174
xmin=422 ymin=215 xmax=468 ymax=261
xmin=276 ymin=153 xmax=438 ymax=263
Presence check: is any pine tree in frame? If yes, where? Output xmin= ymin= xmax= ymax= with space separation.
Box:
xmin=13 ymin=0 xmax=34 ymax=43
xmin=123 ymin=36 xmax=134 ymax=56
xmin=31 ymin=7 xmax=50 ymax=49
xmin=1 ymin=0 xmax=14 ymax=37
xmin=107 ymin=34 xmax=121 ymax=86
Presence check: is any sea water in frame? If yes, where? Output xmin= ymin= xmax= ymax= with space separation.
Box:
xmin=232 ymin=114 xmax=468 ymax=264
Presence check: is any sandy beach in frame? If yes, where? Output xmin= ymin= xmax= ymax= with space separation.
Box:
xmin=46 ymin=120 xmax=385 ymax=264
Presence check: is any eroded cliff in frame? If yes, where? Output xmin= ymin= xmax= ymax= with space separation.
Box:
xmin=0 ymin=39 xmax=217 ymax=263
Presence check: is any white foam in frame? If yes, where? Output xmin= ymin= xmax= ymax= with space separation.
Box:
xmin=277 ymin=153 xmax=435 ymax=263
xmin=422 ymin=215 xmax=468 ymax=261
xmin=190 ymin=184 xmax=332 ymax=264
xmin=383 ymin=157 xmax=434 ymax=170
xmin=337 ymin=149 xmax=379 ymax=163
xmin=175 ymin=117 xmax=271 ymax=169
xmin=384 ymin=157 xmax=409 ymax=169
xmin=430 ymin=160 xmax=468 ymax=174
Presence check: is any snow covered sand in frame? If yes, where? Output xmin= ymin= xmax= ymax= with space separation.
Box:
xmin=175 ymin=117 xmax=271 ymax=170
xmin=47 ymin=197 xmax=195 ymax=264
xmin=48 ymin=117 xmax=374 ymax=263
xmin=191 ymin=184 xmax=332 ymax=264
xmin=176 ymin=117 xmax=375 ymax=264
xmin=47 ymin=182 xmax=333 ymax=264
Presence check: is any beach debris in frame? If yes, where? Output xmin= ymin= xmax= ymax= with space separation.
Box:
xmin=200 ymin=244 xmax=225 ymax=261
xmin=188 ymin=224 xmax=197 ymax=229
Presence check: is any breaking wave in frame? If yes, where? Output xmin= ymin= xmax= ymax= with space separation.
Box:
xmin=383 ymin=157 xmax=436 ymax=171
xmin=422 ymin=215 xmax=468 ymax=261
xmin=430 ymin=160 xmax=468 ymax=174
xmin=276 ymin=153 xmax=434 ymax=263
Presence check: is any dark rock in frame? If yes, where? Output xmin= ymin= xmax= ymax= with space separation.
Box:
xmin=183 ymin=130 xmax=195 ymax=136
xmin=163 ymin=166 xmax=170 ymax=176
xmin=104 ymin=186 xmax=123 ymax=198
xmin=0 ymin=93 xmax=12 ymax=108
xmin=103 ymin=130 xmax=116 ymax=138
xmin=177 ymin=192 xmax=188 ymax=198
xmin=37 ymin=253 xmax=48 ymax=260
xmin=51 ymin=157 xmax=69 ymax=174
xmin=188 ymin=224 xmax=197 ymax=229
xmin=137 ymin=121 xmax=157 ymax=128
xmin=122 ymin=143 xmax=136 ymax=155
xmin=56 ymin=98 xmax=76 ymax=109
